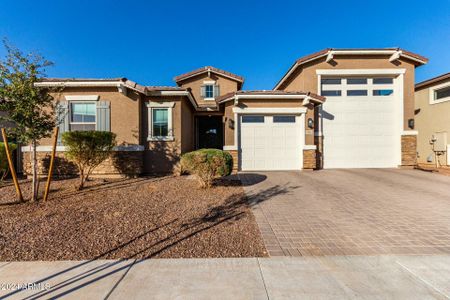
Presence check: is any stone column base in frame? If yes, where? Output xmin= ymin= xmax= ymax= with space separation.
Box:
xmin=401 ymin=135 xmax=417 ymax=166
xmin=303 ymin=149 xmax=316 ymax=170
xmin=224 ymin=149 xmax=239 ymax=173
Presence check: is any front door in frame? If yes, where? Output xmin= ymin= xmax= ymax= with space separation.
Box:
xmin=196 ymin=116 xmax=224 ymax=149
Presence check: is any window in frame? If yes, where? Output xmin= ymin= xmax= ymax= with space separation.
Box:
xmin=201 ymin=84 xmax=219 ymax=100
xmin=347 ymin=90 xmax=368 ymax=96
xmin=321 ymin=78 xmax=341 ymax=85
xmin=373 ymin=89 xmax=394 ymax=96
xmin=205 ymin=85 xmax=214 ymax=98
xmin=347 ymin=78 xmax=367 ymax=84
xmin=242 ymin=115 xmax=264 ymax=123
xmin=273 ymin=115 xmax=296 ymax=123
xmin=373 ymin=78 xmax=393 ymax=84
xmin=322 ymin=90 xmax=342 ymax=96
xmin=147 ymin=102 xmax=174 ymax=141
xmin=70 ymin=103 xmax=96 ymax=131
xmin=435 ymin=86 xmax=450 ymax=101
xmin=152 ymin=108 xmax=168 ymax=137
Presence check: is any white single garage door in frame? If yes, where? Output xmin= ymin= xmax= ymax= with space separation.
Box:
xmin=239 ymin=114 xmax=304 ymax=171
xmin=321 ymin=77 xmax=400 ymax=168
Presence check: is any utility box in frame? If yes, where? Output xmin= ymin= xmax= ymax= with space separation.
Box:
xmin=433 ymin=131 xmax=447 ymax=152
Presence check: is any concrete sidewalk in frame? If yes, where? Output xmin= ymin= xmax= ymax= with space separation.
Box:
xmin=1 ymin=256 xmax=450 ymax=299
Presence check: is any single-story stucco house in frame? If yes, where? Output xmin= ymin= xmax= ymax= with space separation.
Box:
xmin=415 ymin=73 xmax=450 ymax=166
xmin=23 ymin=48 xmax=429 ymax=176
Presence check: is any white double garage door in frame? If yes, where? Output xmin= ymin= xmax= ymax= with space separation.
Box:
xmin=238 ymin=75 xmax=402 ymax=171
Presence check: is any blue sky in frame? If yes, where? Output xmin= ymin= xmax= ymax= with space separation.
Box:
xmin=0 ymin=0 xmax=449 ymax=89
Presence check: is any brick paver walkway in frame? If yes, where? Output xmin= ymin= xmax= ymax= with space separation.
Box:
xmin=240 ymin=169 xmax=450 ymax=256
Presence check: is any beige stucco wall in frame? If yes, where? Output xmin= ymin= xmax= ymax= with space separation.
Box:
xmin=223 ymin=102 xmax=235 ymax=146
xmin=181 ymin=98 xmax=195 ymax=153
xmin=278 ymin=55 xmax=417 ymax=131
xmin=179 ymin=73 xmax=239 ymax=106
xmin=142 ymin=95 xmax=195 ymax=173
xmin=42 ymin=87 xmax=141 ymax=146
xmin=415 ymin=79 xmax=450 ymax=165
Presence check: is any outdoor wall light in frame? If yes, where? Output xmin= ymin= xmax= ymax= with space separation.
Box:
xmin=228 ymin=119 xmax=235 ymax=129
xmin=408 ymin=118 xmax=414 ymax=129
xmin=307 ymin=118 xmax=314 ymax=129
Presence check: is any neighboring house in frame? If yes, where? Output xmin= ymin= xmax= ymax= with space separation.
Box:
xmin=415 ymin=73 xmax=450 ymax=166
xmin=24 ymin=48 xmax=428 ymax=176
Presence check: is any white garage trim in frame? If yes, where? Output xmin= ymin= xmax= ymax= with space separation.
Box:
xmin=223 ymin=145 xmax=238 ymax=151
xmin=232 ymin=107 xmax=307 ymax=114
xmin=316 ymin=69 xmax=406 ymax=75
xmin=402 ymin=130 xmax=418 ymax=136
xmin=304 ymin=145 xmax=317 ymax=150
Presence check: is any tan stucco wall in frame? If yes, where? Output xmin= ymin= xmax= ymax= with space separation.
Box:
xmin=279 ymin=55 xmax=417 ymax=131
xmin=223 ymin=102 xmax=235 ymax=146
xmin=181 ymin=98 xmax=195 ymax=153
xmin=42 ymin=87 xmax=141 ymax=146
xmin=415 ymin=80 xmax=450 ymax=165
xmin=142 ymin=95 xmax=195 ymax=173
xmin=179 ymin=73 xmax=239 ymax=106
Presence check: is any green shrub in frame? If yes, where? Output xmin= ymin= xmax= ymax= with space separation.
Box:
xmin=0 ymin=142 xmax=17 ymax=182
xmin=62 ymin=131 xmax=116 ymax=190
xmin=180 ymin=149 xmax=233 ymax=188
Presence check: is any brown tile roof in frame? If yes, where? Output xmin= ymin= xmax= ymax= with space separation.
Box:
xmin=174 ymin=66 xmax=244 ymax=83
xmin=274 ymin=48 xmax=429 ymax=89
xmin=41 ymin=78 xmax=188 ymax=93
xmin=145 ymin=86 xmax=186 ymax=91
xmin=216 ymin=90 xmax=325 ymax=104
xmin=42 ymin=77 xmax=126 ymax=82
xmin=415 ymin=72 xmax=450 ymax=91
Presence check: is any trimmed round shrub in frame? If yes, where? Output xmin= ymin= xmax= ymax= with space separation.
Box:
xmin=180 ymin=149 xmax=233 ymax=188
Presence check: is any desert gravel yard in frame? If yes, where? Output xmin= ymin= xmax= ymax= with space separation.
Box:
xmin=0 ymin=176 xmax=267 ymax=261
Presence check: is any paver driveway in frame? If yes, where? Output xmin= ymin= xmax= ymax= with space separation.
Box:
xmin=240 ymin=169 xmax=450 ymax=257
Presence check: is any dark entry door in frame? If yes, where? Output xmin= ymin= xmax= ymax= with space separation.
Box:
xmin=196 ymin=116 xmax=224 ymax=149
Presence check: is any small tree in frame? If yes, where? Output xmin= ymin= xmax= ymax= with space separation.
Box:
xmin=62 ymin=131 xmax=116 ymax=190
xmin=0 ymin=40 xmax=57 ymax=201
xmin=0 ymin=142 xmax=17 ymax=184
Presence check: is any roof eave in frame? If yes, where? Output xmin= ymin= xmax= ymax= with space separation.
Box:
xmin=274 ymin=49 xmax=428 ymax=90
xmin=174 ymin=68 xmax=244 ymax=85
xmin=415 ymin=72 xmax=450 ymax=91
xmin=146 ymin=90 xmax=198 ymax=109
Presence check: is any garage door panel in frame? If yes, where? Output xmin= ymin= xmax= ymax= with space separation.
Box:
xmin=240 ymin=114 xmax=303 ymax=171
xmin=322 ymin=76 xmax=398 ymax=169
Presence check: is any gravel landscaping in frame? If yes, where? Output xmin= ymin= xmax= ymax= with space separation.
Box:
xmin=0 ymin=176 xmax=267 ymax=261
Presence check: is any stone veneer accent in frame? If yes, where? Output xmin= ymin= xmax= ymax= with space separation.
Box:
xmin=225 ymin=150 xmax=238 ymax=173
xmin=401 ymin=135 xmax=417 ymax=166
xmin=303 ymin=149 xmax=316 ymax=170
xmin=23 ymin=151 xmax=144 ymax=177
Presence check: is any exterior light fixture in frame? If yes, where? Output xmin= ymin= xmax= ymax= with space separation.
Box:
xmin=307 ymin=118 xmax=314 ymax=129
xmin=408 ymin=119 xmax=414 ymax=129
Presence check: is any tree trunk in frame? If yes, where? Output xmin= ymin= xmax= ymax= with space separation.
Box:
xmin=78 ymin=168 xmax=85 ymax=190
xmin=31 ymin=140 xmax=39 ymax=202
